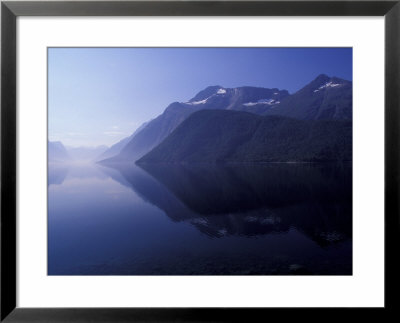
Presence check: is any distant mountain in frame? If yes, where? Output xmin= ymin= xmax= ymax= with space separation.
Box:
xmin=95 ymin=122 xmax=149 ymax=161
xmin=95 ymin=136 xmax=133 ymax=161
xmin=137 ymin=109 xmax=352 ymax=164
xmin=100 ymin=86 xmax=289 ymax=163
xmin=67 ymin=145 xmax=108 ymax=162
xmin=48 ymin=141 xmax=70 ymax=163
xmin=264 ymin=74 xmax=352 ymax=120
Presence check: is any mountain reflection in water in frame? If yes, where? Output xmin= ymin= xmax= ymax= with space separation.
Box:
xmin=48 ymin=162 xmax=352 ymax=275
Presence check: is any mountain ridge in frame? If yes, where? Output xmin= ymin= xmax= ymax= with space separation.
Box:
xmin=100 ymin=74 xmax=352 ymax=164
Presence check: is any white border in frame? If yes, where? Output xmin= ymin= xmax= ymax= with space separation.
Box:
xmin=17 ymin=17 xmax=384 ymax=307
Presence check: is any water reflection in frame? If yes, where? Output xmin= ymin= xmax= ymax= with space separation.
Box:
xmin=48 ymin=162 xmax=352 ymax=275
xmin=104 ymin=163 xmax=352 ymax=247
xmin=48 ymin=165 xmax=69 ymax=186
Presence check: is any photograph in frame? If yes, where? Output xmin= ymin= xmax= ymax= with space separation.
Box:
xmin=48 ymin=47 xmax=352 ymax=276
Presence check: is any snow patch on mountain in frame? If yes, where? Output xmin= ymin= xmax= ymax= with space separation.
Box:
xmin=186 ymin=98 xmax=208 ymax=105
xmin=243 ymin=98 xmax=280 ymax=107
xmin=313 ymin=81 xmax=342 ymax=93
xmin=184 ymin=88 xmax=226 ymax=105
xmin=217 ymin=88 xmax=226 ymax=94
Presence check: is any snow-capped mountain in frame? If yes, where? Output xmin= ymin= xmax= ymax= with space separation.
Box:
xmin=183 ymin=85 xmax=288 ymax=113
xmin=100 ymin=74 xmax=352 ymax=164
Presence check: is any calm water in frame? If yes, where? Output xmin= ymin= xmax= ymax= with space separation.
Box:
xmin=48 ymin=162 xmax=352 ymax=275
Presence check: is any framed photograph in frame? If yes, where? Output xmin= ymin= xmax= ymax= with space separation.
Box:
xmin=1 ymin=0 xmax=399 ymax=321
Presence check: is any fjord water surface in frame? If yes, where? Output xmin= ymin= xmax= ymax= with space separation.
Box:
xmin=48 ymin=162 xmax=352 ymax=275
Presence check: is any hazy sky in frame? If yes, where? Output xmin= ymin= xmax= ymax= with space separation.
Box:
xmin=48 ymin=47 xmax=352 ymax=147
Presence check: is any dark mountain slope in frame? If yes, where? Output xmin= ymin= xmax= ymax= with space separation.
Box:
xmin=137 ymin=109 xmax=352 ymax=164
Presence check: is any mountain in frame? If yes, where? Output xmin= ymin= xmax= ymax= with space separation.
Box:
xmin=264 ymin=74 xmax=352 ymax=120
xmin=101 ymin=74 xmax=351 ymax=164
xmin=137 ymin=109 xmax=352 ymax=164
xmin=100 ymin=86 xmax=289 ymax=163
xmin=48 ymin=141 xmax=70 ymax=163
xmin=96 ymin=122 xmax=149 ymax=161
xmin=66 ymin=145 xmax=108 ymax=162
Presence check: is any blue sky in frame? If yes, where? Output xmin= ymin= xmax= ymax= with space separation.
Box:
xmin=48 ymin=47 xmax=352 ymax=147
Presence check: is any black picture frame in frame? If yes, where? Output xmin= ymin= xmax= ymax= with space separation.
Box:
xmin=1 ymin=0 xmax=399 ymax=321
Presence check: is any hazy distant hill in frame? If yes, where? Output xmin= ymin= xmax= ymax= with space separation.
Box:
xmin=48 ymin=141 xmax=70 ymax=163
xmin=96 ymin=121 xmax=149 ymax=161
xmin=137 ymin=109 xmax=352 ymax=164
